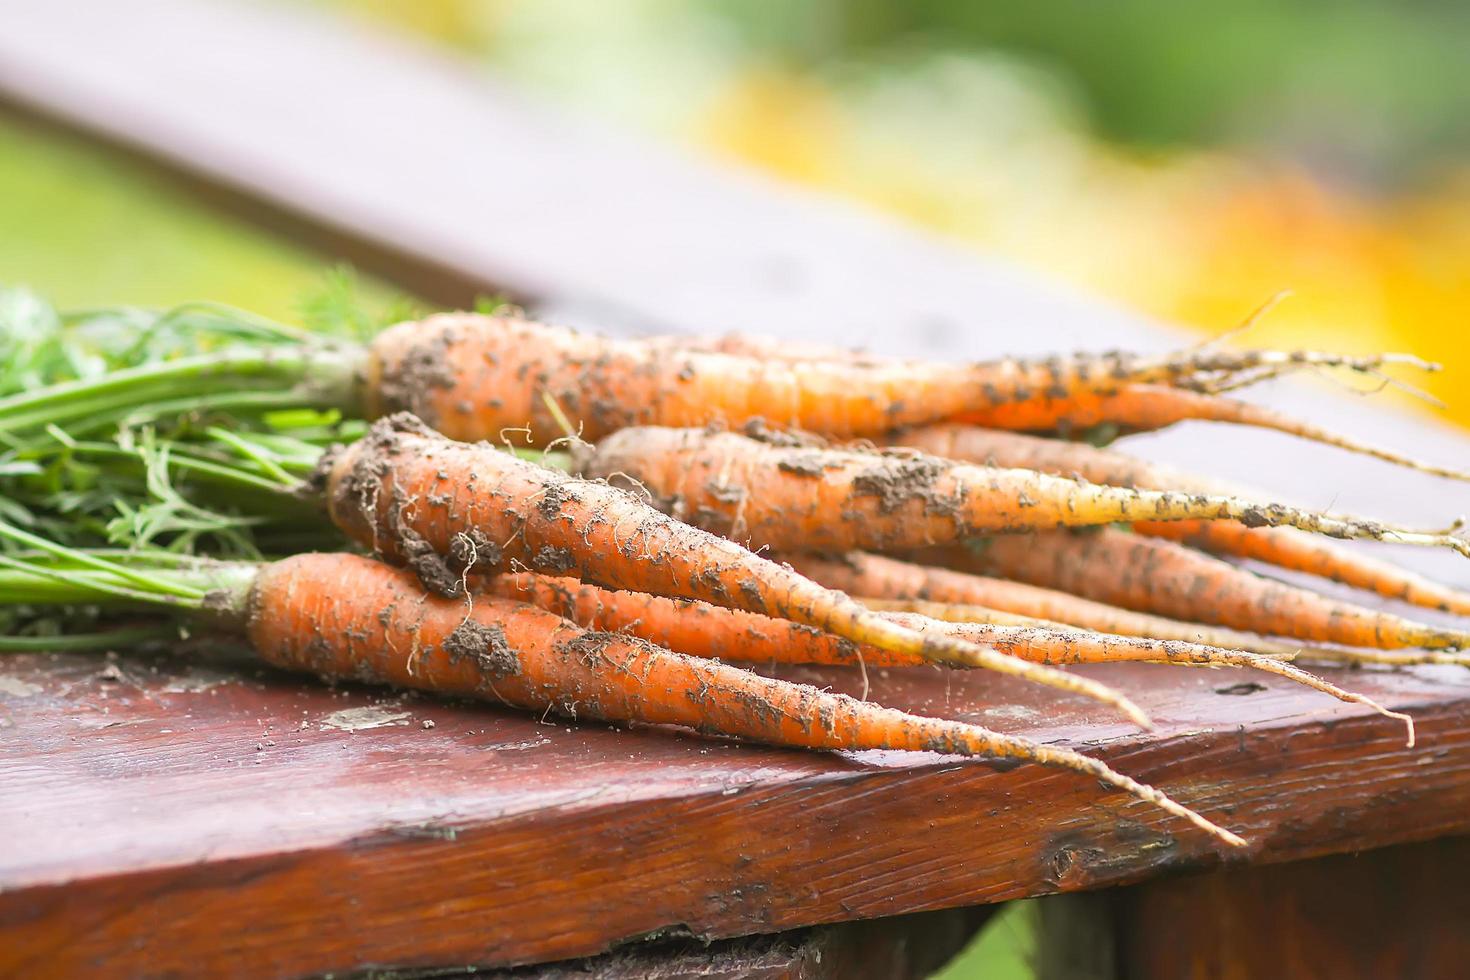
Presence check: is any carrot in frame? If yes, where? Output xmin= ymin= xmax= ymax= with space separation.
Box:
xmin=834 ymin=564 xmax=1464 ymax=669
xmin=930 ymin=529 xmax=1470 ymax=650
xmin=1136 ymin=521 xmax=1470 ymax=616
xmin=0 ymin=545 xmax=1243 ymax=847
xmin=891 ymin=425 xmax=1470 ymax=616
xmin=359 ymin=313 xmax=1447 ymax=454
xmin=6 ymin=303 xmax=1461 ymax=482
xmin=490 ymin=570 xmax=1265 ymax=666
xmin=951 ymin=384 xmax=1470 ymax=481
xmin=480 ymin=571 xmax=1143 ymax=712
xmin=786 ymin=551 xmax=1311 ymax=657
xmin=887 ymin=423 xmax=1200 ymax=488
xmin=482 ymin=572 xmax=1410 ymax=740
xmin=485 ymin=571 xmax=918 ymax=668
xmin=319 ymin=414 xmax=1149 ymax=724
xmin=578 ymin=426 xmax=1470 ymax=556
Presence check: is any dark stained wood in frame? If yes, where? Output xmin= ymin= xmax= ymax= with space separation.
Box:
xmin=1036 ymin=836 xmax=1470 ymax=980
xmin=5 ymin=641 xmax=1470 ymax=976
xmin=464 ymin=906 xmax=993 ymax=979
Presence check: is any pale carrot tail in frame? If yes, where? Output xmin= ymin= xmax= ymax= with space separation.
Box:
xmin=957 ymin=384 xmax=1470 ymax=482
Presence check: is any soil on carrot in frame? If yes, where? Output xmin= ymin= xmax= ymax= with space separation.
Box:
xmin=443 ymin=619 xmax=521 ymax=681
xmin=372 ymin=322 xmax=460 ymax=425
xmin=849 ymin=454 xmax=965 ymax=517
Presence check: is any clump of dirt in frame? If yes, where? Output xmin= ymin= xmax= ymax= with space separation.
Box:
xmin=374 ymin=327 xmax=460 ymax=424
xmin=850 ymin=454 xmax=960 ymax=516
xmin=443 ymin=620 xmax=520 ymax=680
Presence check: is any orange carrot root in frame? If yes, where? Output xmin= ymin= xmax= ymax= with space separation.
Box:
xmin=927 ymin=529 xmax=1470 ymax=651
xmin=953 ymin=384 xmax=1470 ymax=482
xmin=580 ymin=426 xmax=1468 ymax=557
xmin=891 ymin=424 xmax=1470 ymax=616
xmin=249 ymin=552 xmax=1243 ymax=846
xmin=361 ymin=311 xmax=1440 ymax=485
xmin=788 ymin=551 xmax=1364 ymax=661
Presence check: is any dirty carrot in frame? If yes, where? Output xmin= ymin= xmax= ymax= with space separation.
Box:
xmin=8 ymin=297 xmax=1457 ymax=476
xmin=786 ymin=551 xmax=1311 ymax=657
xmin=362 ymin=314 xmax=1445 ymax=445
xmin=0 ymin=544 xmax=1243 ymax=847
xmin=929 ymin=528 xmax=1470 ymax=650
xmin=891 ymin=424 xmax=1470 ymax=616
xmin=950 ymin=384 xmax=1470 ymax=481
xmin=483 ymin=571 xmax=1142 ymax=712
xmin=577 ymin=426 xmax=1470 ymax=556
xmin=317 ymin=414 xmax=1149 ymax=725
xmin=488 ymin=571 xmax=1411 ymax=743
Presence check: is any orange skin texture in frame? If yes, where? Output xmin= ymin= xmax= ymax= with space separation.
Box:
xmin=1137 ymin=521 xmax=1470 ymax=616
xmin=322 ymin=415 xmax=948 ymax=646
xmin=786 ymin=551 xmax=1295 ymax=654
xmin=951 ymin=383 xmax=1233 ymax=433
xmin=892 ymin=425 xmax=1470 ymax=617
xmin=580 ymin=426 xmax=1400 ymax=554
xmin=937 ymin=529 xmax=1470 ymax=651
xmin=363 ymin=314 xmax=1293 ymax=446
xmin=247 ymin=554 xmax=1060 ymax=756
xmin=485 ymin=571 xmax=918 ymax=668
xmin=489 ymin=571 xmax=1298 ymax=670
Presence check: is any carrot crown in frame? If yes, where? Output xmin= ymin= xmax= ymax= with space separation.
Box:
xmin=0 ymin=520 xmax=261 ymax=652
xmin=0 ymin=287 xmax=379 ymax=445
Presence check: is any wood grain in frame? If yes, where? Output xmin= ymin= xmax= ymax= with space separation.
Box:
xmin=4 ymin=643 xmax=1470 ymax=976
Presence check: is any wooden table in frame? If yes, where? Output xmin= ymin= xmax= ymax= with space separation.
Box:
xmin=3 ymin=2 xmax=1470 ymax=976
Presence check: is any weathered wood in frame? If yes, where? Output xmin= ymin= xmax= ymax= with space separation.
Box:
xmin=465 ymin=906 xmax=993 ymax=979
xmin=1037 ymin=836 xmax=1470 ymax=980
xmin=4 ymin=643 xmax=1470 ymax=976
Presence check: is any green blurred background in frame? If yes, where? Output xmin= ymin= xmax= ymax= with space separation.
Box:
xmin=2 ymin=2 xmax=1466 ymax=973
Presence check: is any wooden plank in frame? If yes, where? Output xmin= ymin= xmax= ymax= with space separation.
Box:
xmin=1036 ymin=836 xmax=1470 ymax=980
xmin=5 ymin=642 xmax=1470 ymax=975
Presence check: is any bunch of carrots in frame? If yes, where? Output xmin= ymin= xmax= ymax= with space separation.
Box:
xmin=5 ymin=286 xmax=1470 ymax=851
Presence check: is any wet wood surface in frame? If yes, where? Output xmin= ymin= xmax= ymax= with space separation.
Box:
xmin=5 ymin=641 xmax=1470 ymax=976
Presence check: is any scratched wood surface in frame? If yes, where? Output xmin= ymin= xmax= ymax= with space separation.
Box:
xmin=4 ymin=1 xmax=1470 ymax=978
xmin=6 ymin=640 xmax=1470 ymax=975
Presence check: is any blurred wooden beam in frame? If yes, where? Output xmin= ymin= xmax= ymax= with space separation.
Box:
xmin=1037 ymin=836 xmax=1470 ymax=980
xmin=0 ymin=0 xmax=1154 ymax=345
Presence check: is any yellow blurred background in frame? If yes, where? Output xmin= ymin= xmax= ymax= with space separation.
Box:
xmin=335 ymin=0 xmax=1470 ymax=424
